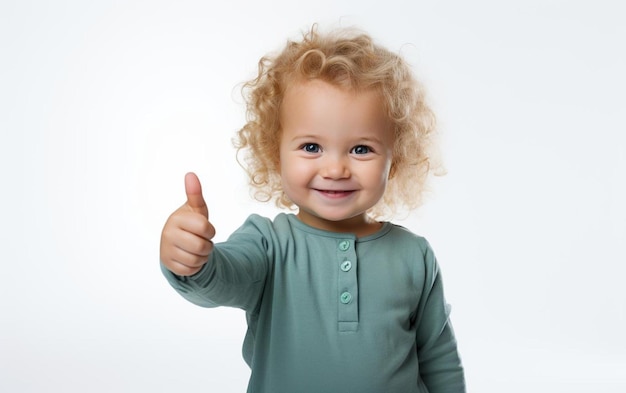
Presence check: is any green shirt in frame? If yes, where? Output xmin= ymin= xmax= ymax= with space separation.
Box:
xmin=162 ymin=213 xmax=465 ymax=393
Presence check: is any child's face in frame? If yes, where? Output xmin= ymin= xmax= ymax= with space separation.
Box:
xmin=279 ymin=79 xmax=393 ymax=235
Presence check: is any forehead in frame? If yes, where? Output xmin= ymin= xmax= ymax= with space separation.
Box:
xmin=280 ymin=79 xmax=389 ymax=133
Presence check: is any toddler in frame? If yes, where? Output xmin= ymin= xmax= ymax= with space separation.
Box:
xmin=160 ymin=25 xmax=465 ymax=393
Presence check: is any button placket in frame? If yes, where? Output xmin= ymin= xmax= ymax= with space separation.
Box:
xmin=336 ymin=238 xmax=358 ymax=332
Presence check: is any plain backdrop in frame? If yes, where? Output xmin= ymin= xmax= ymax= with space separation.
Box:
xmin=1 ymin=1 xmax=625 ymax=392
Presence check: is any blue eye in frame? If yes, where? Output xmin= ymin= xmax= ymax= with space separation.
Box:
xmin=302 ymin=143 xmax=321 ymax=153
xmin=351 ymin=145 xmax=371 ymax=154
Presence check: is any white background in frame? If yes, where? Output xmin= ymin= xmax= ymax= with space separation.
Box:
xmin=1 ymin=0 xmax=625 ymax=392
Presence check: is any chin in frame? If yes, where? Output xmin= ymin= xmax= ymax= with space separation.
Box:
xmin=315 ymin=211 xmax=361 ymax=223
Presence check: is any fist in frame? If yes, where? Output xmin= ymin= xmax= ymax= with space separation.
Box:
xmin=160 ymin=172 xmax=216 ymax=276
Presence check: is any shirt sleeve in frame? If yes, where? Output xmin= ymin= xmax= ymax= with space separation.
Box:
xmin=414 ymin=241 xmax=466 ymax=393
xmin=160 ymin=214 xmax=272 ymax=312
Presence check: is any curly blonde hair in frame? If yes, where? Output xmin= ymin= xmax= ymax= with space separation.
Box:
xmin=235 ymin=25 xmax=442 ymax=218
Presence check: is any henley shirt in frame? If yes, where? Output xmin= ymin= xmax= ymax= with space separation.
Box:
xmin=162 ymin=213 xmax=465 ymax=393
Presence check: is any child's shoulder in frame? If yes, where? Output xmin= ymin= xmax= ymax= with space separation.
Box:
xmin=231 ymin=213 xmax=303 ymax=240
xmin=239 ymin=212 xmax=296 ymax=231
xmin=387 ymin=222 xmax=432 ymax=250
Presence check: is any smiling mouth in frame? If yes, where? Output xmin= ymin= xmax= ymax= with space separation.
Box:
xmin=314 ymin=189 xmax=355 ymax=198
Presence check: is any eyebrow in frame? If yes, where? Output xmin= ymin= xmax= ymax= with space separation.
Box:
xmin=287 ymin=133 xmax=385 ymax=145
xmin=356 ymin=136 xmax=385 ymax=145
xmin=289 ymin=134 xmax=319 ymax=141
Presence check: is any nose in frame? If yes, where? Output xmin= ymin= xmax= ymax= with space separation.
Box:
xmin=321 ymin=155 xmax=350 ymax=179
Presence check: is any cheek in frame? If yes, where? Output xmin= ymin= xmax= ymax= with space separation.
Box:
xmin=368 ymin=160 xmax=392 ymax=182
xmin=364 ymin=160 xmax=392 ymax=195
xmin=279 ymin=155 xmax=307 ymax=188
xmin=279 ymin=163 xmax=309 ymax=205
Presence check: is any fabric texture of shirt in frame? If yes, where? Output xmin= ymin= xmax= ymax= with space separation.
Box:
xmin=162 ymin=213 xmax=465 ymax=393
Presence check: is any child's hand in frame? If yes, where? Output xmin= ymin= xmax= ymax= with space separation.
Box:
xmin=160 ymin=172 xmax=216 ymax=276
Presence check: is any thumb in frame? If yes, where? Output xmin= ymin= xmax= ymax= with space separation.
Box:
xmin=184 ymin=172 xmax=208 ymax=218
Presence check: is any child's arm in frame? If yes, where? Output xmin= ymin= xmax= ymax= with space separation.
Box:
xmin=160 ymin=172 xmax=215 ymax=277
xmin=160 ymin=173 xmax=270 ymax=310
xmin=415 ymin=243 xmax=466 ymax=392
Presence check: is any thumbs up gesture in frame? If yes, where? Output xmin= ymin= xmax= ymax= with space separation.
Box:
xmin=160 ymin=172 xmax=216 ymax=276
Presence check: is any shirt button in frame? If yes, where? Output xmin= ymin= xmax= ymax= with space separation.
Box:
xmin=340 ymin=261 xmax=352 ymax=272
xmin=340 ymin=292 xmax=352 ymax=304
xmin=338 ymin=240 xmax=350 ymax=251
